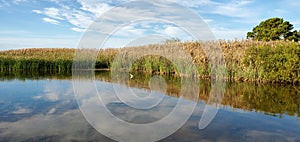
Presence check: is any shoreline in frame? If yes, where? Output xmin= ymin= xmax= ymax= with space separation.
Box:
xmin=1 ymin=69 xmax=299 ymax=85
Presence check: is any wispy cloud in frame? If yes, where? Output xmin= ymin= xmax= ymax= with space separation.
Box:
xmin=2 ymin=0 xmax=300 ymax=49
xmin=31 ymin=0 xmax=255 ymax=38
xmin=32 ymin=9 xmax=42 ymax=14
xmin=0 ymin=0 xmax=28 ymax=7
xmin=209 ymin=0 xmax=255 ymax=18
xmin=71 ymin=27 xmax=86 ymax=32
xmin=12 ymin=0 xmax=27 ymax=4
xmin=77 ymin=0 xmax=113 ymax=17
xmin=42 ymin=17 xmax=60 ymax=25
xmin=43 ymin=7 xmax=64 ymax=20
xmin=33 ymin=7 xmax=64 ymax=21
xmin=62 ymin=10 xmax=93 ymax=30
xmin=33 ymin=8 xmax=65 ymax=25
xmin=33 ymin=5 xmax=94 ymax=32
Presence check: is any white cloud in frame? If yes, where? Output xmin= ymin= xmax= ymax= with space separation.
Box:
xmin=30 ymin=0 xmax=254 ymax=42
xmin=32 ymin=9 xmax=42 ymax=14
xmin=158 ymin=26 xmax=191 ymax=40
xmin=32 ymin=1 xmax=157 ymax=34
xmin=42 ymin=17 xmax=60 ymax=25
xmin=44 ymin=7 xmax=64 ymax=20
xmin=77 ymin=0 xmax=113 ymax=17
xmin=163 ymin=26 xmax=182 ymax=36
xmin=32 ymin=1 xmax=112 ymax=32
xmin=71 ymin=27 xmax=86 ymax=32
xmin=211 ymin=0 xmax=255 ymax=18
xmin=203 ymin=19 xmax=213 ymax=24
xmin=33 ymin=7 xmax=64 ymax=21
xmin=62 ymin=10 xmax=93 ymax=29
xmin=114 ymin=24 xmax=146 ymax=37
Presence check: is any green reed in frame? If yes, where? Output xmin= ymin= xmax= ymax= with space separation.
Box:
xmin=0 ymin=40 xmax=299 ymax=84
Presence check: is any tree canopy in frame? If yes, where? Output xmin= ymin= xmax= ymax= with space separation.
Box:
xmin=247 ymin=17 xmax=300 ymax=42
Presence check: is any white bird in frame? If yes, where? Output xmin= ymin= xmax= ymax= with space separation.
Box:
xmin=130 ymin=73 xmax=134 ymax=79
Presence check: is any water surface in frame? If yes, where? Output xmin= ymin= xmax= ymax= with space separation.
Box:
xmin=0 ymin=71 xmax=299 ymax=142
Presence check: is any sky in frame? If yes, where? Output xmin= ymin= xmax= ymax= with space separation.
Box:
xmin=0 ymin=0 xmax=300 ymax=50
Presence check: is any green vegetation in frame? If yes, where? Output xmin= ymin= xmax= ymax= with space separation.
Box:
xmin=243 ymin=42 xmax=300 ymax=83
xmin=247 ymin=17 xmax=300 ymax=41
xmin=0 ymin=40 xmax=299 ymax=84
xmin=0 ymin=48 xmax=74 ymax=73
xmin=0 ymin=48 xmax=116 ymax=73
xmin=123 ymin=40 xmax=300 ymax=84
xmin=130 ymin=55 xmax=177 ymax=75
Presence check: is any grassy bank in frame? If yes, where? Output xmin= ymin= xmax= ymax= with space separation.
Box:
xmin=0 ymin=40 xmax=299 ymax=84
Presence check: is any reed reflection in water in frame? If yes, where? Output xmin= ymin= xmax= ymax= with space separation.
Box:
xmin=0 ymin=71 xmax=299 ymax=141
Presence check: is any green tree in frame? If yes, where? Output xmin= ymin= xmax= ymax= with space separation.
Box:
xmin=247 ymin=18 xmax=297 ymax=41
xmin=286 ymin=30 xmax=300 ymax=42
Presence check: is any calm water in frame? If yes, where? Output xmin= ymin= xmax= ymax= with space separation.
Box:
xmin=0 ymin=71 xmax=300 ymax=142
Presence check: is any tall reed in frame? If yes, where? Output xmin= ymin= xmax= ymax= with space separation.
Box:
xmin=0 ymin=40 xmax=299 ymax=84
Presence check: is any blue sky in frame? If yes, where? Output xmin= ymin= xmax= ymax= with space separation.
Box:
xmin=0 ymin=0 xmax=300 ymax=50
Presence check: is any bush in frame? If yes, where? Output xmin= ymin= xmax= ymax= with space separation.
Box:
xmin=243 ymin=42 xmax=300 ymax=83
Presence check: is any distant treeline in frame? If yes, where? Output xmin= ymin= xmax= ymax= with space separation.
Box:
xmin=0 ymin=40 xmax=299 ymax=84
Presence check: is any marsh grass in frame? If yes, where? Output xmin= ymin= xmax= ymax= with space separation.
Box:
xmin=0 ymin=40 xmax=299 ymax=84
